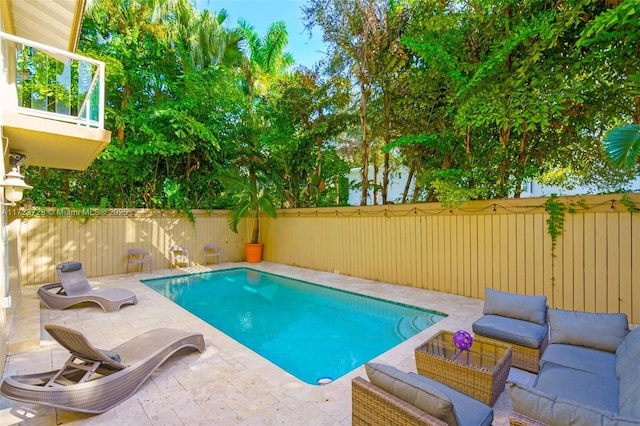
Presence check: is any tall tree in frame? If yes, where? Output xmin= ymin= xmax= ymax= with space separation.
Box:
xmin=364 ymin=1 xmax=409 ymax=204
xmin=305 ymin=0 xmax=379 ymax=206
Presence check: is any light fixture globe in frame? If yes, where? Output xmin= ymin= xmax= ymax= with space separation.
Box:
xmin=1 ymin=167 xmax=32 ymax=204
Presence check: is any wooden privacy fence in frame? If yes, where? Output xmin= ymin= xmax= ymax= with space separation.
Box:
xmin=261 ymin=194 xmax=640 ymax=324
xmin=10 ymin=193 xmax=640 ymax=323
xmin=10 ymin=208 xmax=245 ymax=285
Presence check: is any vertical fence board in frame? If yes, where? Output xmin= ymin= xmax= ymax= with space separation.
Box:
xmin=572 ymin=214 xmax=585 ymax=312
xmin=562 ymin=213 xmax=575 ymax=311
xmin=618 ymin=214 xmax=632 ymax=316
xmin=450 ymin=215 xmax=459 ymax=295
xmin=468 ymin=215 xmax=478 ymax=298
xmin=607 ymin=214 xmax=620 ymax=314
xmin=631 ymin=214 xmax=640 ymax=322
xmin=498 ymin=215 xmax=508 ymax=292
xmin=583 ymin=213 xmax=596 ymax=312
xmin=594 ymin=214 xmax=608 ymax=313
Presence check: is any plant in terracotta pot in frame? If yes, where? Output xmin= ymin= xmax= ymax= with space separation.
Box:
xmin=217 ymin=171 xmax=277 ymax=262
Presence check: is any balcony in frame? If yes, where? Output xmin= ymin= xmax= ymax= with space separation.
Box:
xmin=0 ymin=32 xmax=110 ymax=171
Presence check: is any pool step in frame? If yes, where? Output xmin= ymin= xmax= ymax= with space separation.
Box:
xmin=395 ymin=315 xmax=431 ymax=340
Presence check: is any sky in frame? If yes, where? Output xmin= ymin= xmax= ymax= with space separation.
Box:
xmin=195 ymin=0 xmax=327 ymax=69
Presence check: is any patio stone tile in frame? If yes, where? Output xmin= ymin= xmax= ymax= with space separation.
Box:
xmin=139 ymin=382 xmax=195 ymax=418
xmin=312 ymin=392 xmax=352 ymax=422
xmin=147 ymin=408 xmax=184 ymax=426
xmin=1 ymin=262 xmax=533 ymax=424
xmin=104 ymin=397 xmax=152 ymax=425
xmin=235 ymin=400 xmax=305 ymax=426
xmin=170 ymin=400 xmax=221 ymax=425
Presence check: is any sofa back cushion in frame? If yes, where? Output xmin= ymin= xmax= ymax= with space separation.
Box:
xmin=549 ymin=309 xmax=629 ymax=353
xmin=365 ymin=363 xmax=459 ymax=426
xmin=617 ymin=327 xmax=640 ymax=418
xmin=508 ymin=381 xmax=639 ymax=426
xmin=482 ymin=288 xmax=547 ymax=325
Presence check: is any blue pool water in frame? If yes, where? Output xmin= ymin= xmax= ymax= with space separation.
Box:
xmin=142 ymin=268 xmax=446 ymax=385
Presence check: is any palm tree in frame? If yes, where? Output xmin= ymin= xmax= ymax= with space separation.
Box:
xmin=213 ymin=22 xmax=293 ymax=248
xmin=217 ymin=172 xmax=277 ymax=245
xmin=604 ymin=124 xmax=640 ymax=169
xmin=150 ymin=0 xmax=244 ymax=71
xmin=237 ymin=19 xmax=294 ymax=102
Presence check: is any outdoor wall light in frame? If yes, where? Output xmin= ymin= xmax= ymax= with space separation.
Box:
xmin=1 ymin=151 xmax=32 ymax=206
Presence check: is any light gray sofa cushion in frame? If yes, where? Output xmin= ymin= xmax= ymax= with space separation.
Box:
xmin=472 ymin=315 xmax=547 ymax=348
xmin=541 ymin=343 xmax=618 ymax=377
xmin=617 ymin=327 xmax=640 ymax=419
xmin=534 ymin=363 xmax=619 ymax=414
xmin=616 ymin=326 xmax=640 ymax=376
xmin=365 ymin=363 xmax=459 ymax=425
xmin=482 ymin=288 xmax=547 ymax=325
xmin=548 ymin=309 xmax=629 ymax=352
xmin=508 ymin=381 xmax=640 ymax=426
xmin=406 ymin=373 xmax=493 ymax=426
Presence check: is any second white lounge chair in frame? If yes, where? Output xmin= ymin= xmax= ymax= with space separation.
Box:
xmin=38 ymin=261 xmax=137 ymax=312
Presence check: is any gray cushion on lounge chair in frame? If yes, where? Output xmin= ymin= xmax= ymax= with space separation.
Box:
xmin=472 ymin=315 xmax=547 ymax=349
xmin=365 ymin=363 xmax=459 ymax=425
xmin=548 ymin=309 xmax=629 ymax=352
xmin=541 ymin=343 xmax=617 ymax=377
xmin=98 ymin=349 xmax=121 ymax=363
xmin=482 ymin=288 xmax=547 ymax=325
xmin=534 ymin=363 xmax=619 ymax=414
xmin=508 ymin=381 xmax=637 ymax=426
xmin=60 ymin=262 xmax=82 ymax=272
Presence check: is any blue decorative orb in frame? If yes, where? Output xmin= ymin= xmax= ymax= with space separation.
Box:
xmin=452 ymin=330 xmax=473 ymax=350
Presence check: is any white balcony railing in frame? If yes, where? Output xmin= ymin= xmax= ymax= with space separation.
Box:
xmin=1 ymin=32 xmax=105 ymax=129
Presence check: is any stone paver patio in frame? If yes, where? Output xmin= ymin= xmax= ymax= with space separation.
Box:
xmin=0 ymin=262 xmax=534 ymax=425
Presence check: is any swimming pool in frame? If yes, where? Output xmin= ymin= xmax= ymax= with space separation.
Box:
xmin=142 ymin=268 xmax=446 ymax=385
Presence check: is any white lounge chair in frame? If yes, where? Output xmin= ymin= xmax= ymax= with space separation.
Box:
xmin=38 ymin=262 xmax=137 ymax=312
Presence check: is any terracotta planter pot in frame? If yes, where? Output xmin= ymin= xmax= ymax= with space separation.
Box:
xmin=245 ymin=243 xmax=264 ymax=263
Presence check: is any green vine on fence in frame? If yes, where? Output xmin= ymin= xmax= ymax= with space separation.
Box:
xmin=545 ymin=194 xmax=566 ymax=286
xmin=620 ymin=194 xmax=639 ymax=214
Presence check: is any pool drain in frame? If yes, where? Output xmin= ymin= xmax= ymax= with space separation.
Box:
xmin=316 ymin=376 xmax=333 ymax=385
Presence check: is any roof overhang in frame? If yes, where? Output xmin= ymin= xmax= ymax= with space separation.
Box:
xmin=1 ymin=0 xmax=85 ymax=52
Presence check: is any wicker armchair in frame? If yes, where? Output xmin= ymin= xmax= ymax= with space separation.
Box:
xmin=472 ymin=288 xmax=549 ymax=373
xmin=352 ymin=377 xmax=447 ymax=426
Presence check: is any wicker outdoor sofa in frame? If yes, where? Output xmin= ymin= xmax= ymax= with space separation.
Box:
xmin=508 ymin=309 xmax=640 ymax=425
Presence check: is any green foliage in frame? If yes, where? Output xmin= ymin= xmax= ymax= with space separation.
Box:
xmin=620 ymin=194 xmax=639 ymax=214
xmin=25 ymin=0 xmax=640 ymax=213
xmin=27 ymin=0 xmax=354 ymax=214
xmin=216 ymin=172 xmax=277 ymax=244
xmin=545 ymin=194 xmax=566 ymax=256
xmin=393 ymin=0 xmax=638 ymax=201
xmin=162 ymin=179 xmax=195 ymax=222
xmin=431 ymin=179 xmax=487 ymax=209
xmin=545 ymin=194 xmax=566 ymax=285
xmin=604 ymin=125 xmax=640 ymax=169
